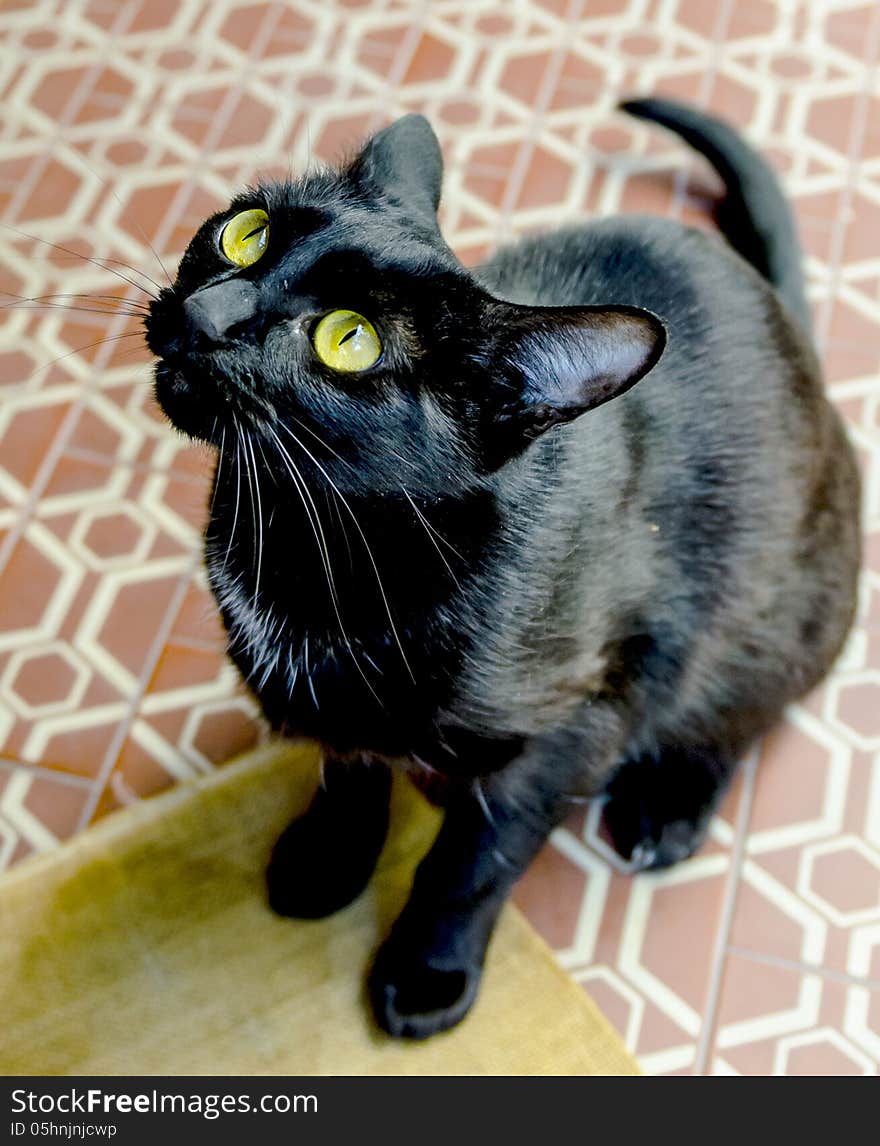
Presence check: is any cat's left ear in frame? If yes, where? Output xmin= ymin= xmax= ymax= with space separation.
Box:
xmin=486 ymin=303 xmax=666 ymax=461
xmin=351 ymin=114 xmax=443 ymax=227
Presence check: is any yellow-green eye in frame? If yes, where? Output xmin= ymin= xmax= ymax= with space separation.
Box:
xmin=311 ymin=310 xmax=382 ymax=373
xmin=220 ymin=208 xmax=269 ymax=267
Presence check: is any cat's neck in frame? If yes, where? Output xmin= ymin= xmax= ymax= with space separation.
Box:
xmin=205 ymin=459 xmax=496 ymax=641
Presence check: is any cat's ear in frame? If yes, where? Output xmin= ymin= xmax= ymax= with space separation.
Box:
xmin=486 ymin=303 xmax=665 ymax=460
xmin=351 ymin=114 xmax=443 ymax=225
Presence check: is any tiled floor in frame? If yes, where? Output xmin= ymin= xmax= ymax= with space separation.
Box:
xmin=1 ymin=0 xmax=879 ymax=1076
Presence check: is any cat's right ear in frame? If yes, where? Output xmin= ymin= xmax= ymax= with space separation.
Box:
xmin=482 ymin=301 xmax=666 ymax=467
xmin=350 ymin=114 xmax=444 ymax=227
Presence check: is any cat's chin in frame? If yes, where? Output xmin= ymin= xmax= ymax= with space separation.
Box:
xmin=153 ymin=360 xmax=221 ymax=444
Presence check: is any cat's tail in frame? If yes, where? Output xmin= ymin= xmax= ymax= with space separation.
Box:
xmin=620 ymin=96 xmax=810 ymax=332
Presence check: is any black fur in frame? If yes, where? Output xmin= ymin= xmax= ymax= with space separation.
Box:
xmin=146 ymin=100 xmax=861 ymax=1039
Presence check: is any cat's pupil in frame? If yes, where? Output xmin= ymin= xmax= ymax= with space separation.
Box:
xmin=337 ymin=326 xmax=359 ymax=346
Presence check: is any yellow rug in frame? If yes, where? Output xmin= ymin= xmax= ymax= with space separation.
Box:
xmin=0 ymin=743 xmax=638 ymax=1076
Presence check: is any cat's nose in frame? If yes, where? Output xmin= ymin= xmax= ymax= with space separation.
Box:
xmin=183 ymin=279 xmax=259 ymax=346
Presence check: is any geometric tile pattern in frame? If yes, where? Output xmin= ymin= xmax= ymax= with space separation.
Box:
xmin=1 ymin=0 xmax=878 ymax=1074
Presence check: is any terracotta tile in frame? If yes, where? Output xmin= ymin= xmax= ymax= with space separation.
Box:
xmin=61 ymin=405 xmax=126 ymax=463
xmin=823 ymin=6 xmax=878 ymax=61
xmin=731 ymin=728 xmax=879 ymax=979
xmin=0 ymin=530 xmax=75 ymax=636
xmin=0 ymin=760 xmax=95 ymax=870
xmin=805 ymin=93 xmax=860 ymax=157
xmin=128 ymin=0 xmax=181 ymax=35
xmin=15 ymin=158 xmax=86 ymax=224
xmin=156 ymin=49 xmax=198 ymax=72
xmin=126 ymin=691 xmax=265 ymax=784
xmin=16 ymin=714 xmax=127 ymax=781
xmin=81 ymin=1 xmax=123 ymax=33
xmin=461 ymin=140 xmax=520 ymax=209
xmin=550 ymin=51 xmax=607 ymax=109
xmin=513 ymin=144 xmax=575 ymax=210
xmin=115 ymin=179 xmax=189 ymax=249
xmin=474 ymin=13 xmax=516 ymax=37
xmin=498 ymin=48 xmax=554 ymax=109
xmin=216 ymin=2 xmax=313 ymax=55
xmin=403 ymin=32 xmax=457 ymax=85
xmin=651 ymin=72 xmax=709 ymax=106
xmin=710 ymin=953 xmax=878 ymax=1075
xmin=729 ymin=0 xmax=784 ymax=39
xmin=313 ymin=113 xmax=377 ymax=166
xmin=29 ymin=66 xmax=93 ymax=123
xmin=515 ymin=770 xmax=742 ymax=1071
xmin=703 ymin=72 xmax=759 ymax=126
xmin=183 ymin=698 xmax=264 ymax=767
xmin=164 ymin=576 xmax=227 ymax=648
xmin=672 ymin=0 xmax=725 ymax=39
xmin=0 ymin=398 xmax=72 ymax=495
xmin=356 ymin=24 xmax=413 ymax=79
xmin=0 ymin=349 xmax=40 ymax=395
xmin=844 ymin=191 xmax=880 ymax=264
xmin=93 ymin=568 xmax=187 ymax=683
xmin=146 ymin=642 xmax=229 ymax=695
xmin=2 ymin=647 xmax=84 ymax=714
xmin=618 ymin=171 xmax=679 ymax=217
xmin=532 ymin=0 xmax=569 ymax=17
xmin=512 ymin=836 xmax=589 ymax=951
xmin=91 ymin=712 xmax=233 ymax=822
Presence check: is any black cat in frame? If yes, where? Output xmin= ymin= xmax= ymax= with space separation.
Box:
xmin=146 ymin=98 xmax=861 ymax=1040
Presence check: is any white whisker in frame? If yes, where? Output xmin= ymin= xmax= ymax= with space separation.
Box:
xmin=303 ymin=635 xmax=319 ymax=710
xmin=209 ymin=422 xmax=225 ymax=520
xmin=245 ymin=431 xmax=264 ymax=603
xmin=473 ymin=776 xmax=497 ymax=829
xmin=220 ymin=423 xmax=243 ymax=576
xmin=402 ymin=486 xmax=462 ymax=590
xmin=279 ymin=422 xmax=415 ymax=685
xmin=265 ymin=425 xmax=384 ymax=708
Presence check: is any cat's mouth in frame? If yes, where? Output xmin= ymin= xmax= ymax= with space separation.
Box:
xmin=152 ymin=357 xmax=268 ymax=443
xmin=153 ymin=359 xmax=214 ymax=441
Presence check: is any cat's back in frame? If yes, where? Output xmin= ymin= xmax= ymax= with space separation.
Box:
xmin=478 ymin=213 xmax=754 ymax=317
xmin=470 ymin=212 xmax=859 ymax=728
xmin=478 ymin=212 xmax=832 ymax=483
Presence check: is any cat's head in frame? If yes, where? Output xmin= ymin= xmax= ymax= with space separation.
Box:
xmin=146 ymin=115 xmax=665 ymax=494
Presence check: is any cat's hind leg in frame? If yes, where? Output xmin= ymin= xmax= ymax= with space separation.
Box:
xmin=266 ymin=755 xmax=391 ymax=919
xmin=601 ymin=742 xmax=739 ymax=870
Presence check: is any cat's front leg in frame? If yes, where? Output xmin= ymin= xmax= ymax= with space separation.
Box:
xmin=267 ymin=754 xmax=391 ymax=919
xmin=368 ymin=760 xmax=578 ymax=1039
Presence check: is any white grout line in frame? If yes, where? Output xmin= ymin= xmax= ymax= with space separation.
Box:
xmin=814 ymin=1 xmax=880 ymax=352
xmin=727 ymin=945 xmax=880 ymax=993
xmin=0 ymin=1 xmax=149 ymax=577
xmin=0 ymin=755 xmax=95 ymax=789
xmin=366 ymin=1 xmax=431 ymax=135
xmin=0 ymin=3 xmax=313 ymax=583
xmin=668 ymin=0 xmax=734 ymax=221
xmin=0 ymin=0 xmax=140 ymax=225
xmin=72 ymin=559 xmax=196 ymax=831
xmin=490 ymin=0 xmax=587 ymax=249
xmin=692 ymin=750 xmax=759 ymax=1076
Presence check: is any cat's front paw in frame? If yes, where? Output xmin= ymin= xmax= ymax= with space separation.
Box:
xmin=368 ymin=942 xmax=481 ymax=1040
xmin=602 ymin=793 xmax=706 ymax=871
xmin=266 ymin=815 xmax=376 ymax=919
xmin=266 ymin=767 xmax=391 ymax=920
